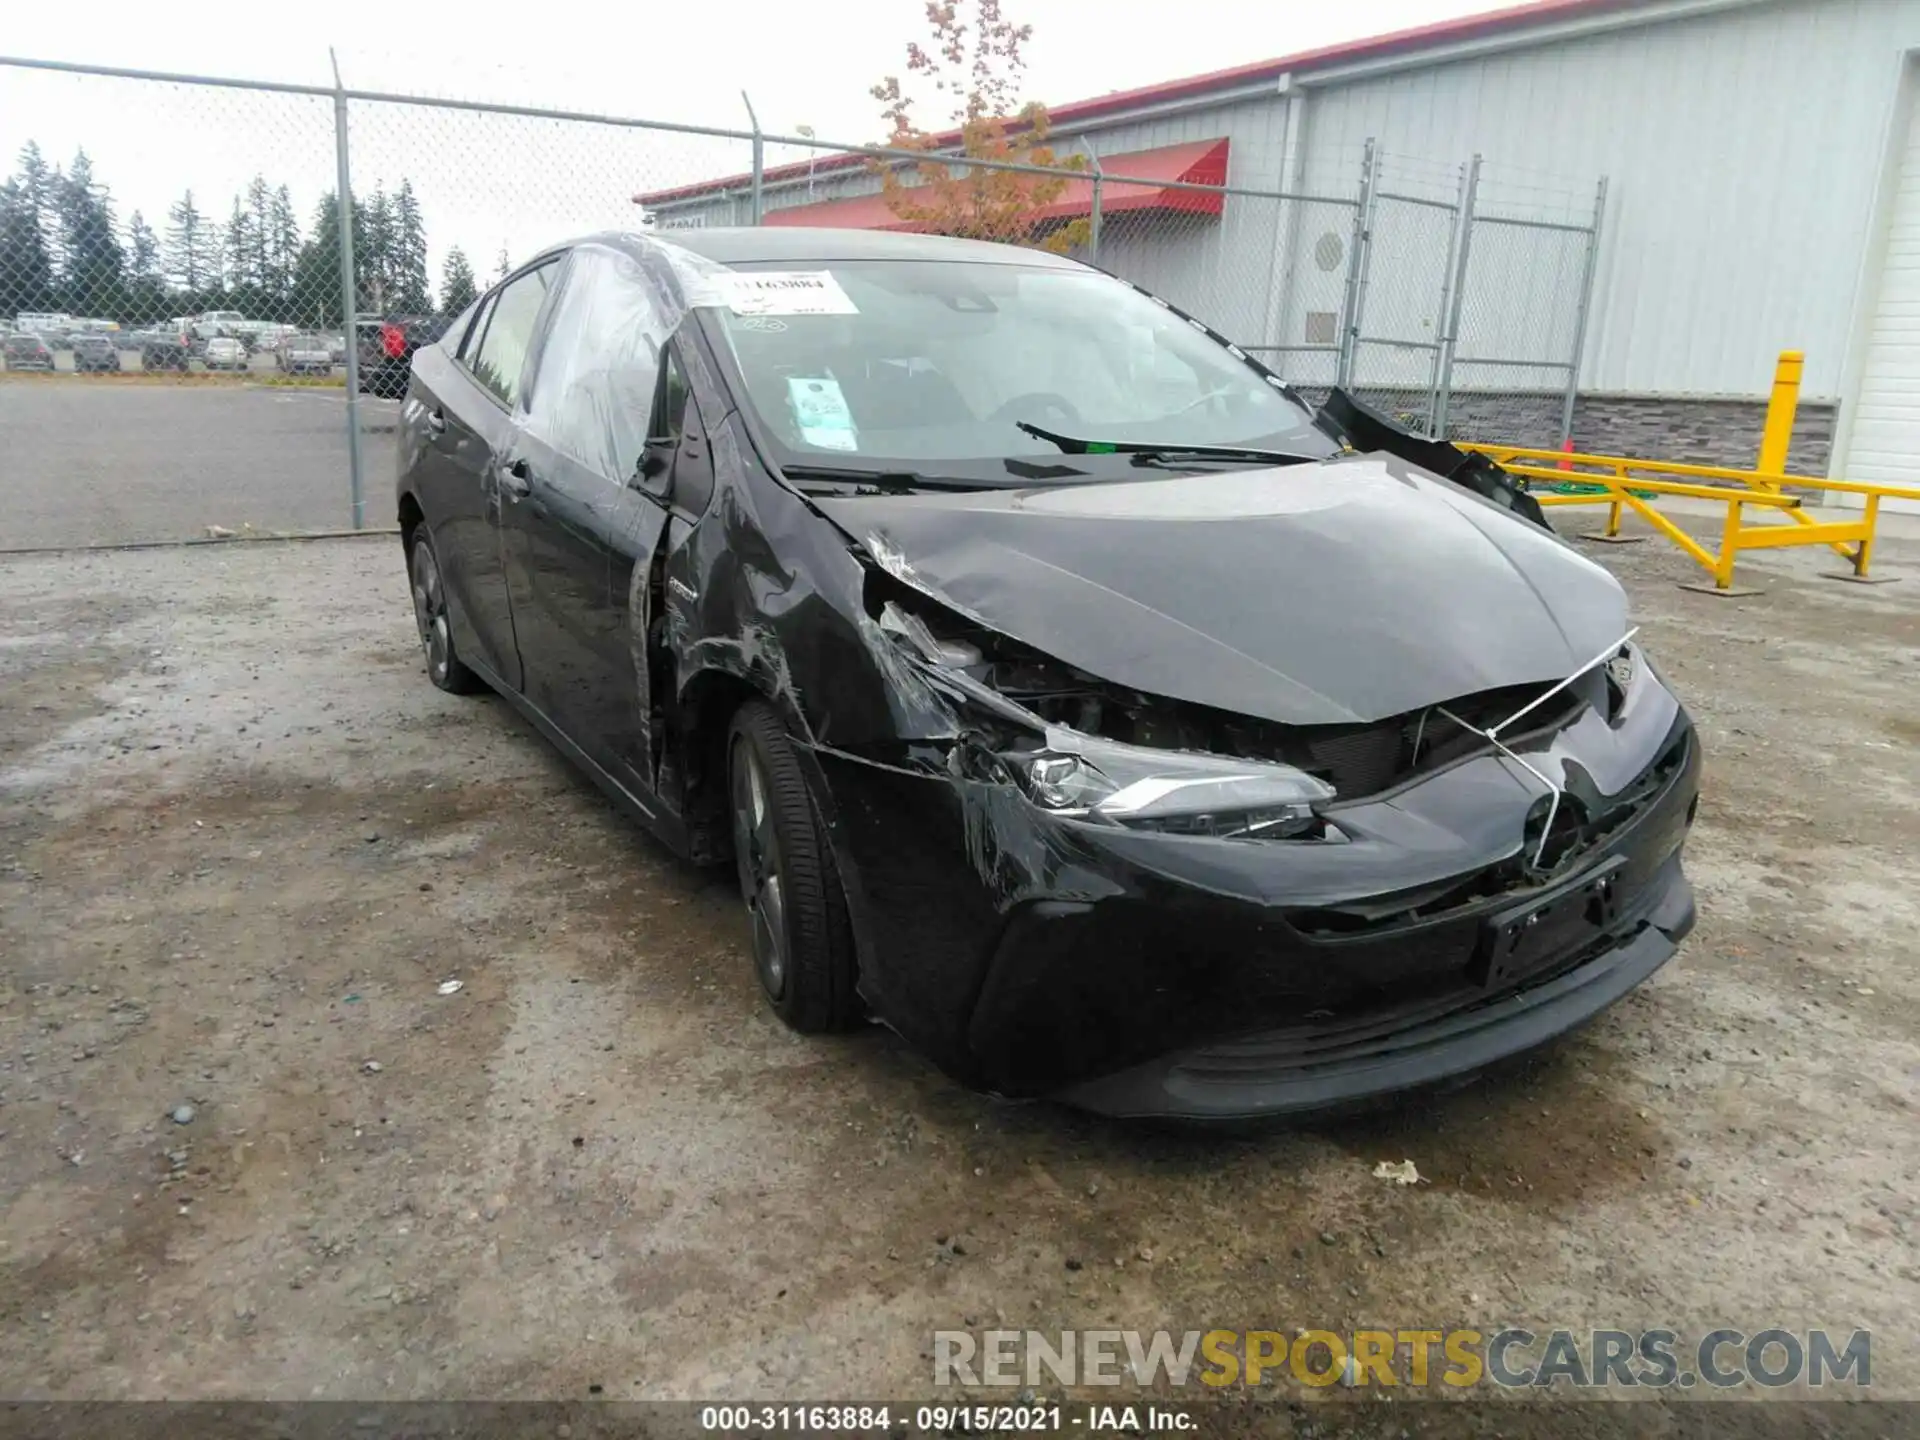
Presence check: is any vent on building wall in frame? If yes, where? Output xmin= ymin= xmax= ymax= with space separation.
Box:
xmin=1305 ymin=311 xmax=1337 ymax=345
xmin=1313 ymin=232 xmax=1345 ymax=271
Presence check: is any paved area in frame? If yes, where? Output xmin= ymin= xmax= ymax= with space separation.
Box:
xmin=0 ymin=522 xmax=1916 ymax=1407
xmin=0 ymin=378 xmax=397 ymax=548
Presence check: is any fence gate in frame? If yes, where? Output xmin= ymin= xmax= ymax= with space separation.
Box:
xmin=1339 ymin=145 xmax=1464 ymax=434
xmin=1443 ymin=173 xmax=1608 ymax=448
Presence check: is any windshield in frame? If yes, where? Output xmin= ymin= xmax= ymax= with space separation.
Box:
xmin=702 ymin=259 xmax=1334 ymax=473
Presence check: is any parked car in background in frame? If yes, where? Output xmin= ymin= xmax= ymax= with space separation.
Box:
xmin=202 ymin=335 xmax=248 ymax=371
xmin=357 ymin=314 xmax=450 ymax=398
xmin=276 ymin=332 xmax=334 ymax=376
xmin=3 ymin=332 xmax=55 ymax=370
xmin=69 ymin=333 xmax=120 ymax=373
xmin=138 ymin=329 xmax=193 ymax=372
xmin=393 ymin=229 xmax=1701 ymax=1122
xmin=324 ymin=333 xmax=348 ymax=365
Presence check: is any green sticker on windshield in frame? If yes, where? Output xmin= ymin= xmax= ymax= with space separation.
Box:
xmin=787 ymin=376 xmax=858 ymax=452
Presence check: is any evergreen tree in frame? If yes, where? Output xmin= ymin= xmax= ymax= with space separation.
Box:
xmin=55 ymin=150 xmax=125 ymax=317
xmin=390 ymin=180 xmax=431 ymax=314
xmin=359 ymin=186 xmax=393 ymax=312
xmin=494 ymin=244 xmax=510 ymax=282
xmin=224 ymin=195 xmax=259 ymax=294
xmin=0 ymin=176 xmax=55 ymax=317
xmin=165 ymin=189 xmax=218 ymax=295
xmin=440 ymin=246 xmax=478 ymax=315
xmin=124 ymin=209 xmax=165 ymax=323
xmin=292 ymin=190 xmax=372 ymax=327
xmin=267 ymin=185 xmax=301 ymax=305
xmin=126 ymin=211 xmax=160 ymax=282
xmin=243 ymin=175 xmax=275 ymax=306
xmin=15 ymin=141 xmax=57 ymax=263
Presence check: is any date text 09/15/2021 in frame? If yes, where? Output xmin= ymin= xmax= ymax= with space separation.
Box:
xmin=698 ymin=1404 xmax=1195 ymax=1432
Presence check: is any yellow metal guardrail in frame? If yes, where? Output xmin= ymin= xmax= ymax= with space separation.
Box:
xmin=1462 ymin=352 xmax=1920 ymax=593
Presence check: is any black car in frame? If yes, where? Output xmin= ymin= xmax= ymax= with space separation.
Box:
xmin=357 ymin=314 xmax=451 ymax=397
xmin=4 ymin=332 xmax=55 ymax=371
xmin=394 ymin=229 xmax=1700 ymax=1122
xmin=138 ymin=329 xmax=193 ymax=372
xmin=70 ymin=332 xmax=121 ymax=373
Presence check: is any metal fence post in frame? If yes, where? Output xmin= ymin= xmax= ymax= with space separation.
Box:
xmin=1336 ymin=140 xmax=1377 ymax=389
xmin=1086 ymin=145 xmax=1104 ymax=266
xmin=742 ymin=91 xmax=764 ymax=224
xmin=1433 ymin=153 xmax=1481 ymax=439
xmin=330 ymin=49 xmax=365 ymax=531
xmin=1561 ymin=175 xmax=1609 ymax=449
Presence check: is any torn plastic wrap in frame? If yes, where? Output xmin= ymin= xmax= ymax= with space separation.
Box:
xmin=521 ymin=235 xmax=734 ymax=483
xmin=1320 ymin=387 xmax=1552 ymax=530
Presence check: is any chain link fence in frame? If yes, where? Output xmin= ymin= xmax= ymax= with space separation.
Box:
xmin=0 ymin=53 xmax=1605 ymax=546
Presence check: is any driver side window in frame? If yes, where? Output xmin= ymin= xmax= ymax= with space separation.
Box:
xmin=525 ymin=244 xmax=678 ymax=483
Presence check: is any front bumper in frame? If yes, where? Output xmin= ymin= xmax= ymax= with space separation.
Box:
xmin=1060 ymin=852 xmax=1692 ymax=1120
xmin=816 ymin=699 xmax=1700 ymax=1113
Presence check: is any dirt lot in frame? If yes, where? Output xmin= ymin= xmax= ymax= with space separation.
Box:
xmin=1 ymin=520 xmax=1916 ymax=1406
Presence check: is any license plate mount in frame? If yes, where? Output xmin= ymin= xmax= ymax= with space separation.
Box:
xmin=1471 ymin=854 xmax=1631 ymax=991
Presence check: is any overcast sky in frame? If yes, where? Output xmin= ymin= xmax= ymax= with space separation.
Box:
xmin=1 ymin=0 xmax=1499 ymax=296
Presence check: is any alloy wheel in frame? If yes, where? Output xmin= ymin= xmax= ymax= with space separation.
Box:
xmin=731 ymin=739 xmax=788 ymax=1001
xmin=409 ymin=541 xmax=451 ymax=684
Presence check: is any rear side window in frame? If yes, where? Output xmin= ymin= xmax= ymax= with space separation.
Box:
xmin=453 ymin=295 xmax=491 ymax=362
xmin=469 ymin=261 xmax=557 ymax=409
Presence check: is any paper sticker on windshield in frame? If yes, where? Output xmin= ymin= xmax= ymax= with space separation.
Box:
xmin=722 ymin=271 xmax=858 ymax=316
xmin=787 ymin=376 xmax=858 ymax=451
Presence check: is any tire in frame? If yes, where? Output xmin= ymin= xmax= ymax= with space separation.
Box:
xmin=727 ymin=701 xmax=860 ymax=1033
xmin=407 ymin=530 xmax=484 ymax=695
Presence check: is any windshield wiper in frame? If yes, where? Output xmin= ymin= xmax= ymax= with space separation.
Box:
xmin=780 ymin=463 xmax=996 ymax=494
xmin=1014 ymin=421 xmax=1318 ymax=468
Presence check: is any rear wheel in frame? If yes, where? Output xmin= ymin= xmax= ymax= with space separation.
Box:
xmin=408 ymin=530 xmax=483 ymax=695
xmin=728 ymin=701 xmax=859 ymax=1033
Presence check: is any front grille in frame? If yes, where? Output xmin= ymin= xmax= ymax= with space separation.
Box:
xmin=1290 ymin=728 xmax=1692 ymax=939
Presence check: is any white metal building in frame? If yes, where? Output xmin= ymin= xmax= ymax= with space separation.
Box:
xmin=640 ymin=0 xmax=1920 ymax=497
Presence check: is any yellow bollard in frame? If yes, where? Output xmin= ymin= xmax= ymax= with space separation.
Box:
xmin=1716 ymin=499 xmax=1744 ymax=590
xmin=1757 ymin=351 xmax=1803 ymax=479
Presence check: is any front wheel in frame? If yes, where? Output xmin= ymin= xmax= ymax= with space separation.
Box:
xmin=728 ymin=701 xmax=859 ymax=1033
xmin=408 ymin=530 xmax=483 ymax=695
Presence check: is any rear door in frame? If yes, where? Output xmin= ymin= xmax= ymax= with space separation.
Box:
xmin=406 ymin=261 xmax=558 ymax=691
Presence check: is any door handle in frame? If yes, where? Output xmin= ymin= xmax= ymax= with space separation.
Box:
xmin=500 ymin=459 xmax=532 ymax=499
xmin=426 ymin=408 xmax=447 ymax=435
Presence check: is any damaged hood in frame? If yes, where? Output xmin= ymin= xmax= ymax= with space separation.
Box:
xmin=819 ymin=454 xmax=1630 ymax=726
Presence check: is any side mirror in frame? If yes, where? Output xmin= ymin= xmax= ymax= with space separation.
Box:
xmin=635 ymin=436 xmax=674 ymax=495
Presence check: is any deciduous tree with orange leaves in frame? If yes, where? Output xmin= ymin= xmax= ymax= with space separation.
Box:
xmin=870 ymin=0 xmax=1090 ymax=253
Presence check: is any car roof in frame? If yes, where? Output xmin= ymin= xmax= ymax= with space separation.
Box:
xmin=658 ymin=227 xmax=1085 ymax=269
xmin=553 ymin=226 xmax=1089 ymax=273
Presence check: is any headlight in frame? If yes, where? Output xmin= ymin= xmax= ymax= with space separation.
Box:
xmin=1009 ymin=729 xmax=1335 ymax=839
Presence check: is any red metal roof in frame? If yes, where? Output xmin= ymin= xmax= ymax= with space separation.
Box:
xmin=634 ymin=0 xmax=1650 ymax=208
xmin=762 ymin=137 xmax=1230 ymax=231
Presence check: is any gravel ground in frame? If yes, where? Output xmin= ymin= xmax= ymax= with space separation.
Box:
xmin=1 ymin=520 xmax=1916 ymax=1409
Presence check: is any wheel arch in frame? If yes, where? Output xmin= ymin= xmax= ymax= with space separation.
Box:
xmin=397 ymin=490 xmax=425 ymax=552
